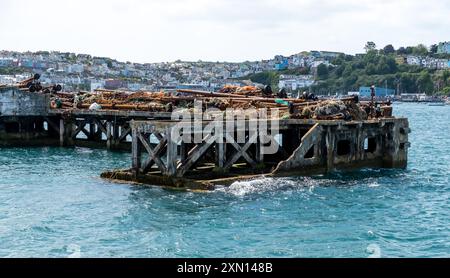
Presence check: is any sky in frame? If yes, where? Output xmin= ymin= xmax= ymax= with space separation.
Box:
xmin=0 ymin=0 xmax=449 ymax=63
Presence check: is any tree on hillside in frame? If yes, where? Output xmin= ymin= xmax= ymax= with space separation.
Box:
xmin=364 ymin=41 xmax=377 ymax=53
xmin=397 ymin=47 xmax=407 ymax=55
xmin=412 ymin=44 xmax=429 ymax=56
xmin=383 ymin=44 xmax=395 ymax=55
xmin=405 ymin=47 xmax=414 ymax=55
xmin=248 ymin=71 xmax=279 ymax=86
xmin=417 ymin=71 xmax=434 ymax=95
xmin=365 ymin=64 xmax=377 ymax=75
xmin=316 ymin=64 xmax=329 ymax=79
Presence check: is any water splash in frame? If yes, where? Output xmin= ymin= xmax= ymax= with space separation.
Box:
xmin=217 ymin=177 xmax=317 ymax=197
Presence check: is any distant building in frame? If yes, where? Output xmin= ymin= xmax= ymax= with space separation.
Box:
xmin=279 ymin=75 xmax=315 ymax=91
xmin=406 ymin=56 xmax=421 ymax=66
xmin=274 ymin=58 xmax=289 ymax=70
xmin=437 ymin=42 xmax=450 ymax=54
xmin=104 ymin=79 xmax=125 ymax=90
xmin=359 ymin=87 xmax=395 ymax=98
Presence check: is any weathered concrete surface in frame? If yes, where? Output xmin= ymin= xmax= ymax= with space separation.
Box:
xmin=0 ymin=87 xmax=49 ymax=116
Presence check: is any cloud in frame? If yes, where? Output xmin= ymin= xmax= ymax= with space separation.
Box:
xmin=0 ymin=0 xmax=449 ymax=62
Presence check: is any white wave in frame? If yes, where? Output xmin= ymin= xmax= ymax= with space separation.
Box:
xmin=368 ymin=181 xmax=380 ymax=188
xmin=217 ymin=177 xmax=312 ymax=197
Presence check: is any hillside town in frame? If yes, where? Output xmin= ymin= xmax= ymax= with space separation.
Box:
xmin=1 ymin=41 xmax=449 ymax=95
xmin=0 ymin=50 xmax=335 ymax=92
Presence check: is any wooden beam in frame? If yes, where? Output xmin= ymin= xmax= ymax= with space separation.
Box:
xmin=72 ymin=120 xmax=88 ymax=138
xmin=141 ymin=137 xmax=168 ymax=173
xmin=118 ymin=126 xmax=131 ymax=142
xmin=59 ymin=119 xmax=64 ymax=147
xmin=224 ymin=133 xmax=257 ymax=170
xmin=166 ymin=128 xmax=178 ymax=177
xmin=131 ymin=126 xmax=141 ymax=177
xmin=326 ymin=126 xmax=335 ymax=172
xmin=138 ymin=133 xmax=167 ymax=174
xmin=176 ymin=134 xmax=215 ymax=177
xmin=106 ymin=121 xmax=112 ymax=150
xmin=93 ymin=118 xmax=107 ymax=135
xmin=215 ymin=141 xmax=225 ymax=168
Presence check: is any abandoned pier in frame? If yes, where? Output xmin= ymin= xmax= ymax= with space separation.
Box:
xmin=0 ymin=83 xmax=410 ymax=190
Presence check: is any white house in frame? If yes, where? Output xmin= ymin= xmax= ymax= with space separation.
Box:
xmin=278 ymin=75 xmax=315 ymax=91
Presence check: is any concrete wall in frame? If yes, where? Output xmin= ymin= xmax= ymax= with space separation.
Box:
xmin=0 ymin=87 xmax=49 ymax=116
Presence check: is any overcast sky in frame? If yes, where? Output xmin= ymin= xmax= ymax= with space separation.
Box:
xmin=0 ymin=0 xmax=449 ymax=63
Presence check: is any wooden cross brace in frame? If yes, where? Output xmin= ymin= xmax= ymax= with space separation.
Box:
xmin=176 ymin=134 xmax=216 ymax=177
xmin=117 ymin=125 xmax=131 ymax=143
xmin=72 ymin=120 xmax=89 ymax=138
xmin=138 ymin=133 xmax=168 ymax=174
xmin=224 ymin=132 xmax=258 ymax=170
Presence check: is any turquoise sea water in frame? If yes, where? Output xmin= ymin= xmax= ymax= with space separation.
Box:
xmin=0 ymin=103 xmax=448 ymax=258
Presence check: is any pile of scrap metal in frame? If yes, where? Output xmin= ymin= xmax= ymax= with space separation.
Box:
xmin=218 ymin=85 xmax=292 ymax=99
xmin=47 ymin=85 xmax=392 ymax=121
xmin=291 ymin=97 xmax=393 ymax=121
xmin=177 ymin=89 xmax=392 ymax=121
xmin=13 ymin=74 xmax=63 ymax=94
xmin=50 ymin=89 xmax=177 ymax=111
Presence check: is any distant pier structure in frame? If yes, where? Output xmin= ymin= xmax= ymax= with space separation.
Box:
xmin=0 ymin=86 xmax=410 ymax=190
xmin=0 ymin=86 xmax=169 ymax=149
